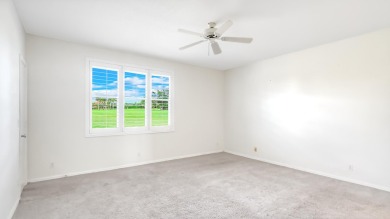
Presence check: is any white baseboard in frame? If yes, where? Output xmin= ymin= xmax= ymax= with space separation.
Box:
xmin=28 ymin=150 xmax=223 ymax=183
xmin=224 ymin=149 xmax=390 ymax=193
xmin=7 ymin=195 xmax=20 ymax=219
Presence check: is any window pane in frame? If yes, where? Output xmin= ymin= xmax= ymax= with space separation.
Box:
xmin=92 ymin=98 xmax=118 ymax=128
xmin=124 ymin=98 xmax=145 ymax=127
xmin=91 ymin=68 xmax=118 ymax=128
xmin=124 ymin=72 xmax=146 ymax=127
xmin=152 ymin=100 xmax=169 ymax=126
xmin=152 ymin=75 xmax=169 ymax=100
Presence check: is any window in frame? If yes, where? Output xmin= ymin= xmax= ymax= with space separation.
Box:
xmin=86 ymin=59 xmax=174 ymax=136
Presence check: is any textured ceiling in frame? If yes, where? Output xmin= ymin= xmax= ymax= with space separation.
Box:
xmin=14 ymin=0 xmax=390 ymax=70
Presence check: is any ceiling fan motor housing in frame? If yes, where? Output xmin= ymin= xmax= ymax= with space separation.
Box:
xmin=204 ymin=28 xmax=219 ymax=39
xmin=205 ymin=22 xmax=219 ymax=39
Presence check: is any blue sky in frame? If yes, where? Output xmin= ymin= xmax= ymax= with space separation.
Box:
xmin=92 ymin=68 xmax=169 ymax=103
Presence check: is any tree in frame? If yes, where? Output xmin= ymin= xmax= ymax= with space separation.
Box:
xmin=152 ymin=89 xmax=169 ymax=110
xmin=94 ymin=97 xmax=106 ymax=110
xmin=94 ymin=97 xmax=117 ymax=110
xmin=106 ymin=98 xmax=117 ymax=109
xmin=152 ymin=89 xmax=169 ymax=99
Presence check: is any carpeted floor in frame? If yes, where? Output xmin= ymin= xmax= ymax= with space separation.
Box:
xmin=13 ymin=153 xmax=390 ymax=219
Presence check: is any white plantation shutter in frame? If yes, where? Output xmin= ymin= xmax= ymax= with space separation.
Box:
xmin=151 ymin=74 xmax=170 ymax=127
xmin=123 ymin=67 xmax=148 ymax=128
xmin=91 ymin=68 xmax=118 ymax=128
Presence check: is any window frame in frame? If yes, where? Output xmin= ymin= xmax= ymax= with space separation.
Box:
xmin=86 ymin=58 xmax=174 ymax=137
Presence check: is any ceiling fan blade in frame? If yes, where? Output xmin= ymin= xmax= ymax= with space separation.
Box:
xmin=179 ymin=40 xmax=207 ymax=50
xmin=215 ymin=20 xmax=233 ymax=36
xmin=178 ymin=28 xmax=203 ymax=37
xmin=221 ymin=37 xmax=253 ymax=43
xmin=211 ymin=41 xmax=222 ymax=55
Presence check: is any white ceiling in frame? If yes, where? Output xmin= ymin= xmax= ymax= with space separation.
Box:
xmin=14 ymin=0 xmax=390 ymax=70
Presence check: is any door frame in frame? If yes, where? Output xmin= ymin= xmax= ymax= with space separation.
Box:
xmin=19 ymin=55 xmax=28 ymax=191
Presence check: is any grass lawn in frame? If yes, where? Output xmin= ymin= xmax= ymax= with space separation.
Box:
xmin=92 ymin=108 xmax=168 ymax=128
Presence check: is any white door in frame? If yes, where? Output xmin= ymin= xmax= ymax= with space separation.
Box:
xmin=19 ymin=56 xmax=28 ymax=190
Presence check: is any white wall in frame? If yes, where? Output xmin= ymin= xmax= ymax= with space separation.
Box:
xmin=225 ymin=28 xmax=390 ymax=191
xmin=0 ymin=0 xmax=25 ymax=218
xmin=26 ymin=35 xmax=224 ymax=181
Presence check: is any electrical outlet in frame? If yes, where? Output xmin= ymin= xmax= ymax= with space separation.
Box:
xmin=254 ymin=147 xmax=257 ymax=152
xmin=50 ymin=162 xmax=54 ymax=168
xmin=348 ymin=165 xmax=354 ymax=171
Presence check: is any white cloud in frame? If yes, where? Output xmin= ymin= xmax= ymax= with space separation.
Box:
xmin=125 ymin=77 xmax=145 ymax=85
xmin=108 ymin=81 xmax=118 ymax=86
xmin=92 ymin=89 xmax=118 ymax=97
xmin=125 ymin=90 xmax=139 ymax=97
xmin=152 ymin=85 xmax=169 ymax=91
xmin=92 ymin=84 xmax=104 ymax=89
xmin=152 ymin=77 xmax=169 ymax=84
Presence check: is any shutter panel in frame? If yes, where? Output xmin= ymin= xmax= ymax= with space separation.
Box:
xmin=124 ymin=71 xmax=146 ymax=127
xmin=151 ymin=75 xmax=170 ymax=126
xmin=91 ymin=67 xmax=119 ymax=129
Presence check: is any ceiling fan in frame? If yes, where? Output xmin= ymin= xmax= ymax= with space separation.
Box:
xmin=178 ymin=20 xmax=253 ymax=55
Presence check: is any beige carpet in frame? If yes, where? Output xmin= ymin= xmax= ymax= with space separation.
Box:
xmin=13 ymin=153 xmax=390 ymax=218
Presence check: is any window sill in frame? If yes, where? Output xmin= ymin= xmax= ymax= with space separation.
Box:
xmin=85 ymin=128 xmax=175 ymax=137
